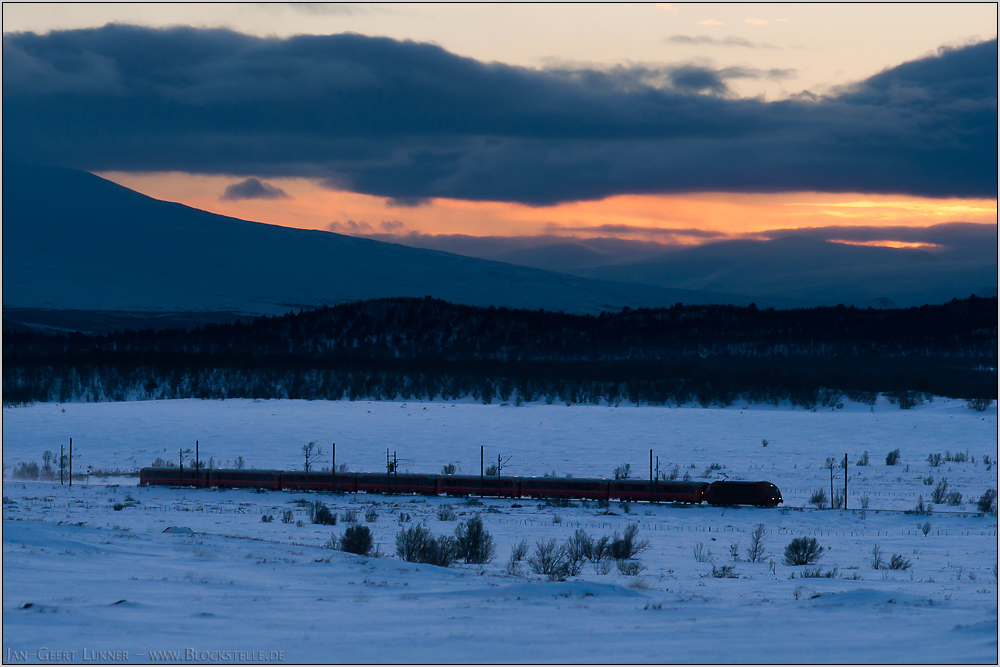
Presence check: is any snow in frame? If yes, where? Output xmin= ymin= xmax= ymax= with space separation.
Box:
xmin=3 ymin=397 xmax=998 ymax=663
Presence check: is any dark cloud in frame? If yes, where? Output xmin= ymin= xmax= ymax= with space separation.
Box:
xmin=3 ymin=26 xmax=996 ymax=204
xmin=667 ymin=35 xmax=780 ymax=50
xmin=221 ymin=177 xmax=290 ymax=201
xmin=546 ymin=223 xmax=726 ymax=240
xmin=748 ymin=222 xmax=997 ymax=253
xmin=328 ymin=219 xmax=376 ymax=234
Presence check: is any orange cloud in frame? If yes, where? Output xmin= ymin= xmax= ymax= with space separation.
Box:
xmin=97 ymin=171 xmax=997 ymax=247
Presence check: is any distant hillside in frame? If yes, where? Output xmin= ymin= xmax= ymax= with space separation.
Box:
xmin=2 ymin=163 xmax=740 ymax=324
xmin=579 ymin=236 xmax=997 ymax=308
xmin=5 ymin=297 xmax=995 ymax=405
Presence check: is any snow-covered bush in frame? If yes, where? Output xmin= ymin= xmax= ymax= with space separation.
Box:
xmin=614 ymin=463 xmax=631 ymax=480
xmin=340 ymin=509 xmax=358 ymax=524
xmin=809 ymin=489 xmax=828 ymax=509
xmin=931 ymin=479 xmax=949 ymax=503
xmin=365 ymin=507 xmax=379 ymax=522
xmin=437 ymin=504 xmax=456 ymax=521
xmin=441 ymin=462 xmax=457 ymax=475
xmin=565 ymin=529 xmax=592 ymax=575
xmin=281 ymin=509 xmax=294 ymax=524
xmin=706 ymin=564 xmax=739 ymax=578
xmin=782 ymin=537 xmax=823 ymax=566
xmin=886 ymin=449 xmax=901 ymax=466
xmin=454 ymin=515 xmax=495 ymax=564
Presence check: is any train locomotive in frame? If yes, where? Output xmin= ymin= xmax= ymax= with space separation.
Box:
xmin=139 ymin=467 xmax=782 ymax=507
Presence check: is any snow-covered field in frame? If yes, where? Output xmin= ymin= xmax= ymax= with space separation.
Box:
xmin=3 ymin=398 xmax=998 ymax=664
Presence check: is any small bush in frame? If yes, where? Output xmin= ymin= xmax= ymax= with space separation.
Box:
xmin=309 ymin=501 xmax=337 ymax=526
xmin=437 ymin=504 xmax=457 ymax=521
xmin=693 ymin=542 xmax=713 ymax=563
xmin=976 ymin=489 xmax=998 ymax=515
xmin=912 ymin=496 xmax=931 ymax=516
xmin=398 ymin=512 xmax=411 ymax=523
xmin=484 ymin=463 xmax=498 ymax=476
xmin=927 ymin=453 xmax=943 ymax=468
xmin=809 ymin=489 xmax=828 ymax=509
xmin=112 ymin=502 xmax=126 ymax=511
xmin=856 ymin=451 xmax=870 ymax=466
xmin=794 ymin=567 xmax=837 ymax=579
xmin=923 ymin=474 xmax=934 ymax=486
xmin=617 ymin=559 xmax=646 ymax=576
xmin=885 ymin=449 xmax=901 ymax=466
xmin=339 ymin=525 xmax=374 ymax=556
xmin=783 ymin=537 xmax=823 ymax=566
xmin=613 ymin=463 xmax=631 ymax=480
xmin=967 ymin=398 xmax=993 ymax=412
xmin=281 ymin=509 xmax=294 ymax=524
xmin=888 ymin=554 xmax=912 ymax=571
xmin=528 ymin=539 xmax=568 ymax=578
xmin=565 ymin=529 xmax=592 ymax=575
xmin=746 ymin=523 xmax=768 ymax=563
xmin=729 ymin=543 xmax=741 ymax=561
xmin=945 ymin=491 xmax=963 ymax=506
xmin=707 ymin=564 xmax=739 ymax=578
xmin=340 ymin=509 xmax=358 ymax=524
xmin=831 ymin=489 xmax=844 ymax=510
xmin=365 ymin=507 xmax=379 ymax=522
xmin=12 ymin=462 xmax=40 ymax=480
xmin=504 ymin=539 xmax=529 ymax=576
xmin=454 ymin=515 xmax=495 ymax=564
xmin=870 ymin=544 xmax=884 ymax=570
xmin=608 ymin=523 xmax=649 ymax=560
xmin=396 ymin=524 xmax=456 ymax=566
xmin=552 ymin=513 xmax=563 ymax=525
xmin=261 ymin=514 xmax=274 ymax=523
xmin=919 ymin=521 xmax=932 ymax=536
xmin=931 ymin=479 xmax=949 ymax=504
xmin=441 ymin=462 xmax=457 ymax=475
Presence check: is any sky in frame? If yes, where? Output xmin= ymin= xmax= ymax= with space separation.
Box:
xmin=3 ymin=3 xmax=997 ymax=253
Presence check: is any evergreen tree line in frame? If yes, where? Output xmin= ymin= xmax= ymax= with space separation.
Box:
xmin=3 ymin=297 xmax=996 ymax=405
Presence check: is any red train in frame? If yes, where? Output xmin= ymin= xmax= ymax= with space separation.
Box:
xmin=139 ymin=468 xmax=782 ymax=506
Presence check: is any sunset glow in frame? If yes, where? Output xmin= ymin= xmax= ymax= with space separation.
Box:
xmin=100 ymin=171 xmax=997 ymax=246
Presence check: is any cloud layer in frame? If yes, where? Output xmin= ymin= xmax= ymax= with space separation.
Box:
xmin=3 ymin=26 xmax=996 ymax=204
xmin=221 ymin=177 xmax=290 ymax=201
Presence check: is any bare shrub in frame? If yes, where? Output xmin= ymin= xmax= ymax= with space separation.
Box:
xmin=919 ymin=521 xmax=932 ymax=536
xmin=931 ymin=479 xmax=949 ymax=504
xmin=12 ymin=462 xmax=40 ymax=480
xmin=809 ymin=489 xmax=828 ymax=509
xmin=608 ymin=523 xmax=649 ymax=560
xmin=783 ymin=537 xmax=823 ymax=566
xmin=396 ymin=524 xmax=455 ymax=566
xmin=484 ymin=463 xmax=498 ymax=476
xmin=454 ymin=515 xmax=495 ymax=564
xmin=437 ymin=504 xmax=457 ymax=521
xmin=565 ymin=529 xmax=593 ymax=576
xmin=309 ymin=501 xmax=337 ymax=526
xmin=729 ymin=543 xmax=741 ymax=561
xmin=885 ymin=449 xmax=901 ymax=466
xmin=528 ymin=539 xmax=568 ymax=579
xmin=706 ymin=564 xmax=739 ymax=578
xmin=504 ymin=539 xmax=529 ymax=576
xmin=693 ymin=542 xmax=713 ymax=563
xmin=870 ymin=543 xmax=884 ymax=570
xmin=552 ymin=513 xmax=563 ymax=525
xmin=339 ymin=525 xmax=373 ymax=556
xmin=260 ymin=514 xmax=274 ymax=523
xmin=340 ymin=509 xmax=358 ymax=524
xmin=912 ymin=496 xmax=931 ymax=516
xmin=945 ymin=491 xmax=963 ymax=506
xmin=441 ymin=463 xmax=457 ymax=475
xmin=831 ymin=489 xmax=844 ymax=510
xmin=927 ymin=453 xmax=943 ymax=468
xmin=281 ymin=509 xmax=294 ymax=524
xmin=365 ymin=507 xmax=379 ymax=522
xmin=888 ymin=554 xmax=912 ymax=570
xmin=746 ymin=523 xmax=768 ymax=563
xmin=614 ymin=463 xmax=632 ymax=480
xmin=856 ymin=451 xmax=870 ymax=466
xmin=967 ymin=398 xmax=993 ymax=412
xmin=976 ymin=489 xmax=998 ymax=515
xmin=616 ymin=559 xmax=645 ymax=576
xmin=793 ymin=567 xmax=837 ymax=579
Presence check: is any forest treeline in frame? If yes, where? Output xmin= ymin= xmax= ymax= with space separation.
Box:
xmin=3 ymin=296 xmax=996 ymax=406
